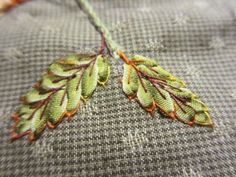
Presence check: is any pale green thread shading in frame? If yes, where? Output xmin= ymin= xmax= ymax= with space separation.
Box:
xmin=11 ymin=54 xmax=110 ymax=141
xmin=11 ymin=0 xmax=214 ymax=142
xmin=68 ymin=0 xmax=213 ymax=127
xmin=119 ymin=54 xmax=213 ymax=127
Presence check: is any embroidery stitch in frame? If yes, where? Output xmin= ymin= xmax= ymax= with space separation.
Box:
xmin=11 ymin=0 xmax=213 ymax=142
xmin=77 ymin=0 xmax=213 ymax=127
xmin=11 ymin=36 xmax=111 ymax=141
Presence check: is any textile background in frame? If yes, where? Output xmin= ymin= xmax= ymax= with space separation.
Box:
xmin=0 ymin=0 xmax=235 ymax=176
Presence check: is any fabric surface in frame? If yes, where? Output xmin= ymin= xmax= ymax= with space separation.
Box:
xmin=0 ymin=0 xmax=236 ymax=176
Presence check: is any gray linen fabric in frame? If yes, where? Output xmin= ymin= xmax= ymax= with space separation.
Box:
xmin=0 ymin=0 xmax=235 ymax=176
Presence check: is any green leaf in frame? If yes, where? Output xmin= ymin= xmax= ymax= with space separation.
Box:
xmin=169 ymin=87 xmax=196 ymax=99
xmin=18 ymin=105 xmax=34 ymax=119
xmin=41 ymin=74 xmax=66 ymax=90
xmin=122 ymin=64 xmax=139 ymax=96
xmin=153 ymin=65 xmax=171 ymax=77
xmin=152 ymin=66 xmax=186 ymax=85
xmin=137 ymin=65 xmax=160 ymax=78
xmin=188 ymin=99 xmax=208 ymax=112
xmin=11 ymin=53 xmax=110 ymax=141
xmin=122 ymin=54 xmax=213 ymax=127
xmin=137 ymin=79 xmax=153 ymax=108
xmin=151 ymin=86 xmax=175 ymax=114
xmin=66 ymin=73 xmax=82 ymax=113
xmin=30 ymin=106 xmax=47 ymax=137
xmin=175 ymin=102 xmax=195 ymax=123
xmin=46 ymin=90 xmax=68 ymax=126
xmin=49 ymin=63 xmax=76 ymax=77
xmin=15 ymin=119 xmax=31 ymax=134
xmin=58 ymin=54 xmax=91 ymax=65
xmin=194 ymin=112 xmax=212 ymax=126
xmin=81 ymin=60 xmax=98 ymax=100
xmin=132 ymin=55 xmax=157 ymax=67
xmin=97 ymin=55 xmax=110 ymax=85
xmin=24 ymin=89 xmax=50 ymax=104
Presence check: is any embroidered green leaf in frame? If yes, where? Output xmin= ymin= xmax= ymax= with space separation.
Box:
xmin=137 ymin=65 xmax=160 ymax=78
xmin=14 ymin=119 xmax=31 ymax=134
xmin=137 ymin=79 xmax=154 ymax=108
xmin=41 ymin=74 xmax=66 ymax=90
xmin=10 ymin=0 xmax=214 ymax=143
xmin=49 ymin=63 xmax=76 ymax=77
xmin=17 ymin=105 xmax=34 ymax=120
xmin=121 ymin=54 xmax=213 ymax=127
xmin=45 ymin=90 xmax=68 ymax=126
xmin=11 ymin=53 xmax=110 ymax=141
xmin=122 ymin=64 xmax=139 ymax=97
xmin=133 ymin=55 xmax=157 ymax=67
xmin=30 ymin=106 xmax=47 ymax=139
xmin=66 ymin=73 xmax=82 ymax=113
xmin=24 ymin=89 xmax=50 ymax=104
xmin=194 ymin=112 xmax=212 ymax=125
xmin=97 ymin=55 xmax=110 ymax=85
xmin=58 ymin=54 xmax=91 ymax=65
xmin=153 ymin=87 xmax=175 ymax=114
xmin=81 ymin=60 xmax=99 ymax=100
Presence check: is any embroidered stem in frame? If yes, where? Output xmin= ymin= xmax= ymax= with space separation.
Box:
xmin=75 ymin=0 xmax=121 ymax=59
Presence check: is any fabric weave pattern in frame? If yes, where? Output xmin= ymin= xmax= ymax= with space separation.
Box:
xmin=0 ymin=0 xmax=235 ymax=176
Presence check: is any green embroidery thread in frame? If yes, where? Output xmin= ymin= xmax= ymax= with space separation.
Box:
xmin=77 ymin=0 xmax=213 ymax=127
xmin=11 ymin=50 xmax=110 ymax=141
xmin=119 ymin=53 xmax=212 ymax=126
xmin=11 ymin=0 xmax=213 ymax=142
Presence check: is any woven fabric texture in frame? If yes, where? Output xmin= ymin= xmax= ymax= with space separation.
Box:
xmin=0 ymin=0 xmax=236 ymax=176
